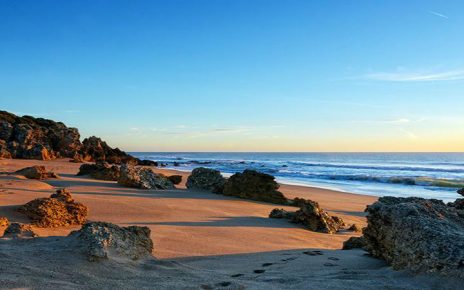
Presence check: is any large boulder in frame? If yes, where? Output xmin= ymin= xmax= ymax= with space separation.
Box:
xmin=69 ymin=222 xmax=153 ymax=261
xmin=18 ymin=189 xmax=88 ymax=227
xmin=167 ymin=175 xmax=182 ymax=185
xmin=363 ymin=196 xmax=464 ymax=277
xmin=2 ymin=223 xmax=37 ymax=238
xmin=15 ymin=165 xmax=58 ymax=179
xmin=77 ymin=162 xmax=120 ymax=181
xmin=80 ymin=136 xmax=136 ymax=164
xmin=118 ymin=163 xmax=174 ymax=190
xmin=457 ymin=188 xmax=464 ymax=196
xmin=342 ymin=236 xmax=367 ymax=250
xmin=186 ymin=167 xmax=226 ymax=193
xmin=223 ymin=170 xmax=288 ymax=204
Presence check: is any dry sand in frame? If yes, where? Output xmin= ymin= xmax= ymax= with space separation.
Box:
xmin=0 ymin=159 xmax=458 ymax=289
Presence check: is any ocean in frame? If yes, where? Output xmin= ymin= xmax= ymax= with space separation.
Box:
xmin=130 ymin=152 xmax=464 ymax=202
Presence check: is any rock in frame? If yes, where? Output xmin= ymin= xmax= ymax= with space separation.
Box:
xmin=77 ymin=162 xmax=120 ymax=181
xmin=167 ymin=175 xmax=182 ymax=185
xmin=2 ymin=223 xmax=37 ymax=238
xmin=186 ymin=167 xmax=226 ymax=193
xmin=0 ymin=110 xmax=140 ymax=164
xmin=363 ymin=196 xmax=464 ymax=277
xmin=290 ymin=198 xmax=344 ymax=234
xmin=348 ymin=223 xmax=363 ymax=232
xmin=18 ymin=189 xmax=88 ymax=227
xmin=80 ymin=136 xmax=136 ymax=164
xmin=448 ymin=198 xmax=464 ymax=210
xmin=342 ymin=236 xmax=367 ymax=250
xmin=0 ymin=216 xmax=9 ymax=227
xmin=69 ymin=152 xmax=84 ymax=163
xmin=222 ymin=170 xmax=288 ymax=204
xmin=69 ymin=222 xmax=153 ymax=261
xmin=15 ymin=165 xmax=58 ymax=179
xmin=118 ymin=163 xmax=174 ymax=190
xmin=457 ymin=188 xmax=464 ymax=197
xmin=269 ymin=208 xmax=293 ymax=219
xmin=138 ymin=159 xmax=158 ymax=166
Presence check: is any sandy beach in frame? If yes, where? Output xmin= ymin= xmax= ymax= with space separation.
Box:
xmin=0 ymin=159 xmax=458 ymax=289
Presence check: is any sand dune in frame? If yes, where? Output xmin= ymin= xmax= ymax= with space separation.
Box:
xmin=0 ymin=159 xmax=457 ymax=289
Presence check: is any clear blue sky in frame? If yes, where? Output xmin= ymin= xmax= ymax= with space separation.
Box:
xmin=1 ymin=0 xmax=463 ymax=151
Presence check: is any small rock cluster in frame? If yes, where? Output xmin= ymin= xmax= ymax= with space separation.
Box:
xmin=77 ymin=162 xmax=120 ymax=181
xmin=15 ymin=165 xmax=58 ymax=179
xmin=118 ymin=163 xmax=174 ymax=190
xmin=186 ymin=167 xmax=225 ymax=193
xmin=269 ymin=198 xmax=345 ymax=234
xmin=362 ymin=196 xmax=464 ymax=277
xmin=342 ymin=236 xmax=366 ymax=250
xmin=18 ymin=189 xmax=88 ymax=227
xmin=70 ymin=222 xmax=153 ymax=261
xmin=0 ymin=216 xmax=10 ymax=227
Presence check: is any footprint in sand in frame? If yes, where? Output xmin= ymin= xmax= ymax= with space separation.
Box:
xmin=262 ymin=263 xmax=273 ymax=267
xmin=280 ymin=257 xmax=298 ymax=262
xmin=324 ymin=262 xmax=338 ymax=267
xmin=328 ymin=257 xmax=340 ymax=261
xmin=230 ymin=274 xmax=243 ymax=278
xmin=253 ymin=269 xmax=265 ymax=274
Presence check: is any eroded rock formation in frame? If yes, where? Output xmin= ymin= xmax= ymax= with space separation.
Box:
xmin=342 ymin=236 xmax=366 ymax=250
xmin=363 ymin=196 xmax=464 ymax=277
xmin=77 ymin=162 xmax=120 ymax=181
xmin=118 ymin=163 xmax=174 ymax=190
xmin=18 ymin=189 xmax=88 ymax=227
xmin=223 ymin=170 xmax=288 ymax=204
xmin=270 ymin=198 xmax=344 ymax=234
xmin=15 ymin=165 xmax=58 ymax=179
xmin=70 ymin=222 xmax=153 ymax=261
xmin=2 ymin=223 xmax=37 ymax=238
xmin=186 ymin=167 xmax=225 ymax=193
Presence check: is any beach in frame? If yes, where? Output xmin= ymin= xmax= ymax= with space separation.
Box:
xmin=0 ymin=158 xmax=458 ymax=289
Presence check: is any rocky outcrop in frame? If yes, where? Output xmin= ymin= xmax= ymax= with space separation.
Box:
xmin=348 ymin=223 xmax=363 ymax=232
xmin=167 ymin=175 xmax=182 ymax=185
xmin=0 ymin=217 xmax=9 ymax=227
xmin=0 ymin=111 xmax=154 ymax=165
xmin=0 ymin=111 xmax=81 ymax=160
xmin=269 ymin=198 xmax=344 ymax=234
xmin=457 ymin=188 xmax=464 ymax=196
xmin=186 ymin=167 xmax=225 ymax=193
xmin=70 ymin=222 xmax=153 ymax=261
xmin=118 ymin=163 xmax=174 ymax=190
xmin=18 ymin=189 xmax=88 ymax=227
xmin=363 ymin=196 xmax=464 ymax=277
xmin=15 ymin=165 xmax=58 ymax=179
xmin=2 ymin=223 xmax=37 ymax=238
xmin=223 ymin=170 xmax=288 ymax=204
xmin=77 ymin=162 xmax=120 ymax=181
xmin=343 ymin=236 xmax=366 ymax=250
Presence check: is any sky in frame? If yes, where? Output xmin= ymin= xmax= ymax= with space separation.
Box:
xmin=1 ymin=0 xmax=463 ymax=152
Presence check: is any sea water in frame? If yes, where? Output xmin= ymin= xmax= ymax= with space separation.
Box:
xmin=131 ymin=152 xmax=464 ymax=202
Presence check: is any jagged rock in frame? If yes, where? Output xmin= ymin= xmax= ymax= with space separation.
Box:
xmin=348 ymin=223 xmax=363 ymax=232
xmin=186 ymin=167 xmax=225 ymax=193
xmin=15 ymin=165 xmax=58 ymax=179
xmin=18 ymin=189 xmax=88 ymax=227
xmin=80 ymin=136 xmax=136 ymax=164
xmin=167 ymin=175 xmax=182 ymax=185
xmin=118 ymin=163 xmax=174 ymax=190
xmin=448 ymin=198 xmax=464 ymax=210
xmin=363 ymin=196 xmax=464 ymax=277
xmin=69 ymin=222 xmax=153 ymax=261
xmin=2 ymin=223 xmax=37 ymax=238
xmin=342 ymin=236 xmax=367 ymax=250
xmin=69 ymin=152 xmax=84 ymax=163
xmin=269 ymin=208 xmax=293 ymax=219
xmin=457 ymin=188 xmax=464 ymax=197
xmin=0 ymin=216 xmax=9 ymax=227
xmin=222 ymin=170 xmax=288 ymax=204
xmin=77 ymin=162 xmax=120 ymax=181
xmin=0 ymin=110 xmax=141 ymax=164
xmin=269 ymin=198 xmax=344 ymax=234
xmin=290 ymin=198 xmax=344 ymax=234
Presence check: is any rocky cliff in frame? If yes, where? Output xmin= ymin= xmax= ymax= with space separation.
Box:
xmin=0 ymin=110 xmax=140 ymax=164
